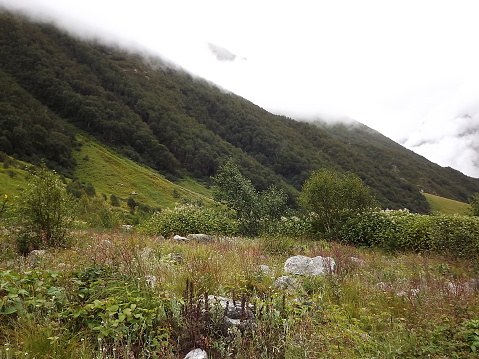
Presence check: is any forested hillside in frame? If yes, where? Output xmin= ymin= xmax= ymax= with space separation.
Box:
xmin=1 ymin=12 xmax=479 ymax=212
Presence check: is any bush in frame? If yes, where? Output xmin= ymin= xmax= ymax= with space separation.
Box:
xmin=13 ymin=165 xmax=76 ymax=254
xmin=265 ymin=212 xmax=314 ymax=238
xmin=340 ymin=210 xmax=479 ymax=259
xmin=77 ymin=195 xmax=121 ymax=229
xmin=212 ymin=160 xmax=288 ymax=236
xmin=138 ymin=205 xmax=238 ymax=237
xmin=299 ymin=169 xmax=378 ymax=234
xmin=110 ymin=194 xmax=120 ymax=207
xmin=428 ymin=215 xmax=479 ymax=258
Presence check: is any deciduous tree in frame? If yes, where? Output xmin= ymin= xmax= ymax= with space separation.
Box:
xmin=299 ymin=168 xmax=378 ymax=234
xmin=212 ymin=160 xmax=287 ymax=235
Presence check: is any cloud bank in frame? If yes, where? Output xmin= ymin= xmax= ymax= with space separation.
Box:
xmin=1 ymin=0 xmax=479 ymax=177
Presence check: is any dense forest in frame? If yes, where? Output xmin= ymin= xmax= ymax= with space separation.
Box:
xmin=1 ymin=11 xmax=479 ymax=212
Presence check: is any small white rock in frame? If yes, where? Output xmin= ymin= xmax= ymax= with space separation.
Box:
xmin=184 ymin=348 xmax=208 ymax=359
xmin=174 ymin=234 xmax=188 ymax=241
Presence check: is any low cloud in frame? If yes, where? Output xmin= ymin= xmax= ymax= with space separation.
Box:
xmin=208 ymin=43 xmax=238 ymax=62
xmin=2 ymin=0 xmax=479 ymax=177
xmin=404 ymin=113 xmax=479 ymax=177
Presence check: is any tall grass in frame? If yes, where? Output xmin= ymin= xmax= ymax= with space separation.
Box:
xmin=1 ymin=230 xmax=478 ymax=358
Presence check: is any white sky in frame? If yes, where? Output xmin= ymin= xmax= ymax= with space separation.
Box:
xmin=2 ymin=0 xmax=479 ymax=177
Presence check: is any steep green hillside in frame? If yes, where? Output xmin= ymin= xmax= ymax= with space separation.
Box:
xmin=423 ymin=192 xmax=470 ymax=215
xmin=316 ymin=121 xmax=479 ymax=202
xmin=1 ymin=12 xmax=479 ymax=212
xmin=0 ymin=157 xmax=31 ymax=198
xmin=73 ymin=136 xmax=211 ymax=209
xmin=0 ymin=139 xmax=210 ymax=211
xmin=0 ymin=68 xmax=78 ymax=176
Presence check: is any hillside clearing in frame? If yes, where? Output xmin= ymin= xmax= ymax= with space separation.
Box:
xmin=423 ymin=192 xmax=470 ymax=215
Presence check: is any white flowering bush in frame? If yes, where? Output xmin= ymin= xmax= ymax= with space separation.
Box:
xmin=138 ymin=204 xmax=238 ymax=237
xmin=339 ymin=210 xmax=479 ymax=259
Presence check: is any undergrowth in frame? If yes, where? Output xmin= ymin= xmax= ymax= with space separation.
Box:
xmin=1 ymin=231 xmax=478 ymax=358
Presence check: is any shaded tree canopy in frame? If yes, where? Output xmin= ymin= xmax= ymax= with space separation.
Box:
xmin=299 ymin=169 xmax=378 ymax=233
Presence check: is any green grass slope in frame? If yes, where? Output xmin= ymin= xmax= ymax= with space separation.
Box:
xmin=0 ymin=161 xmax=30 ymax=198
xmin=423 ymin=192 xmax=470 ymax=215
xmin=73 ymin=136 xmax=211 ymax=209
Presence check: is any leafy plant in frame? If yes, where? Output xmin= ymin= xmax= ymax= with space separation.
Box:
xmin=468 ymin=193 xmax=479 ymax=216
xmin=0 ymin=269 xmax=66 ymax=318
xmin=13 ymin=165 xmax=76 ymax=254
xmin=299 ymin=168 xmax=378 ymax=234
xmin=459 ymin=319 xmax=479 ymax=353
xmin=340 ymin=209 xmax=479 ymax=259
xmin=138 ymin=204 xmax=238 ymax=237
xmin=212 ymin=160 xmax=288 ymax=236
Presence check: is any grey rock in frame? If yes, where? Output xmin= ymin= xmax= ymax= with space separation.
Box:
xmin=259 ymin=264 xmax=272 ymax=275
xmin=166 ymin=252 xmax=183 ymax=264
xmin=274 ymin=275 xmax=298 ymax=290
xmin=208 ymin=295 xmax=254 ymax=330
xmin=284 ymin=255 xmax=336 ymax=276
xmin=187 ymin=234 xmax=213 ymax=242
xmin=184 ymin=348 xmax=208 ymax=359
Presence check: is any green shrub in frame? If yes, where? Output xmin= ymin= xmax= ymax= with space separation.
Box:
xmin=77 ymin=195 xmax=121 ymax=229
xmin=138 ymin=204 xmax=238 ymax=237
xmin=13 ymin=165 xmax=76 ymax=254
xmin=340 ymin=210 xmax=479 ymax=259
xmin=110 ymin=194 xmax=120 ymax=207
xmin=212 ymin=160 xmax=288 ymax=236
xmin=265 ymin=213 xmax=314 ymax=238
xmin=458 ymin=319 xmax=479 ymax=353
xmin=428 ymin=215 xmax=479 ymax=258
xmin=299 ymin=168 xmax=378 ymax=234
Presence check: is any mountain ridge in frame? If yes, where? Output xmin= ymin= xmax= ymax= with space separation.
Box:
xmin=1 ymin=11 xmax=479 ymax=212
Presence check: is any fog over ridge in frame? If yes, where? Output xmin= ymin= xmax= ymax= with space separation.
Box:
xmin=2 ymin=0 xmax=479 ymax=177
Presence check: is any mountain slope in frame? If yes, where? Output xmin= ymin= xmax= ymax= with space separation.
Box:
xmin=72 ymin=136 xmax=211 ymax=209
xmin=1 ymin=12 xmax=479 ymax=212
xmin=312 ymin=120 xmax=479 ymax=202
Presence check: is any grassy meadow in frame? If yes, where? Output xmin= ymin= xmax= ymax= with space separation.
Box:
xmin=1 ymin=230 xmax=479 ymax=358
xmin=72 ymin=136 xmax=211 ymax=210
xmin=423 ymin=193 xmax=471 ymax=216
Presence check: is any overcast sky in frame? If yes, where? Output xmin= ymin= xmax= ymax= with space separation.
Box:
xmin=2 ymin=0 xmax=479 ymax=177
